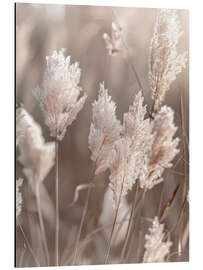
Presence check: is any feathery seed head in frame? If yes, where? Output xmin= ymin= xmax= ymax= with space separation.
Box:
xmin=17 ymin=107 xmax=55 ymax=183
xmin=33 ymin=49 xmax=87 ymax=141
xmin=143 ymin=216 xmax=172 ymax=263
xmin=139 ymin=106 xmax=179 ymax=190
xmin=110 ymin=91 xmax=154 ymax=206
xmin=149 ymin=9 xmax=187 ymax=113
xmin=88 ymin=82 xmax=122 ymax=175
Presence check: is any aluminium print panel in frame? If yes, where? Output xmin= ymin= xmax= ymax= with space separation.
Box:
xmin=15 ymin=2 xmax=189 ymax=267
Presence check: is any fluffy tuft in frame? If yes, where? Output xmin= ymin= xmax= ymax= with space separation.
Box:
xmin=88 ymin=82 xmax=122 ymax=175
xmin=33 ymin=48 xmax=87 ymax=141
xmin=143 ymin=217 xmax=172 ymax=263
xmin=149 ymin=9 xmax=187 ymax=113
xmin=17 ymin=107 xmax=55 ymax=183
xmin=139 ymin=106 xmax=179 ymax=190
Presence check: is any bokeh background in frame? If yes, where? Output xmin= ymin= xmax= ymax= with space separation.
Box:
xmin=16 ymin=3 xmax=189 ymax=267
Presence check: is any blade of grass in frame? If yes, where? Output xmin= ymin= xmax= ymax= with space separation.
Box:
xmin=160 ymin=183 xmax=180 ymax=221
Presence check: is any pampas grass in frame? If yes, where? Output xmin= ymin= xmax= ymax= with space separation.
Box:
xmin=16 ymin=5 xmax=189 ymax=267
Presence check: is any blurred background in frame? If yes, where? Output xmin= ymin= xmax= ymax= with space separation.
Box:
xmin=16 ymin=3 xmax=189 ymax=267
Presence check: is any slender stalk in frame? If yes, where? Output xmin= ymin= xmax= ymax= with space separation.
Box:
xmin=182 ymin=221 xmax=189 ymax=251
xmin=125 ymin=189 xmax=146 ymax=262
xmin=120 ymin=183 xmax=139 ymax=263
xmin=19 ymin=242 xmax=26 ymax=267
xmin=72 ymin=185 xmax=91 ymax=264
xmin=55 ymin=140 xmax=59 ymax=266
xmin=180 ymin=95 xmax=188 ymax=203
xmin=35 ymin=183 xmax=49 ymax=265
xmin=72 ymin=137 xmax=105 ymax=265
xmin=178 ymin=96 xmax=188 ymax=258
xmin=17 ymin=219 xmax=40 ymax=267
xmin=64 ymin=213 xmax=134 ymax=265
xmin=72 ymin=166 xmax=96 ymax=265
xmin=104 ymin=179 xmax=125 ymax=264
xmin=111 ymin=7 xmax=153 ymax=119
xmin=157 ymin=182 xmax=164 ymax=217
xmin=104 ymin=201 xmax=121 ymax=264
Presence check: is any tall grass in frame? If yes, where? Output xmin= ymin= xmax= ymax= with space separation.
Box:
xmin=16 ymin=5 xmax=189 ymax=267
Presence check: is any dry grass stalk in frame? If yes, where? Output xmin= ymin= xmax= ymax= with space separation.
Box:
xmin=110 ymin=91 xmax=153 ymax=206
xmin=119 ymin=182 xmax=139 ymax=263
xmin=17 ymin=107 xmax=55 ymax=265
xmin=104 ymin=91 xmax=152 ymax=262
xmin=73 ymin=82 xmax=122 ymax=264
xmin=33 ymin=49 xmax=87 ymax=265
xmin=143 ymin=217 xmax=172 ymax=263
xmin=16 ymin=5 xmax=189 ymax=267
xmin=149 ymin=9 xmax=187 ymax=113
xmin=160 ymin=183 xmax=180 ymax=221
xmin=16 ymin=218 xmax=40 ymax=267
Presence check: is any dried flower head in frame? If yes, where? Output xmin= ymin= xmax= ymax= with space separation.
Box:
xmin=103 ymin=22 xmax=123 ymax=56
xmin=88 ymin=82 xmax=122 ymax=175
xmin=17 ymin=107 xmax=55 ymax=183
xmin=149 ymin=9 xmax=187 ymax=113
xmin=139 ymin=106 xmax=179 ymax=190
xmin=33 ymin=48 xmax=87 ymax=141
xmin=16 ymin=178 xmax=24 ymax=218
xmin=109 ymin=91 xmax=154 ymax=206
xmin=143 ymin=216 xmax=172 ymax=263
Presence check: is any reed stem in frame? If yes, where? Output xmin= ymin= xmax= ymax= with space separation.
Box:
xmin=72 ymin=166 xmax=95 ymax=265
xmin=120 ymin=183 xmax=139 ymax=263
xmin=55 ymin=140 xmax=59 ymax=266
xmin=17 ymin=218 xmax=40 ymax=267
xmin=35 ymin=183 xmax=50 ymax=265
xmin=104 ymin=179 xmax=124 ymax=264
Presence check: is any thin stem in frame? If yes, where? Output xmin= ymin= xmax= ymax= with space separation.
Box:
xmin=72 ymin=166 xmax=96 ymax=265
xmin=125 ymin=189 xmax=146 ymax=262
xmin=178 ymin=95 xmax=188 ymax=258
xmin=111 ymin=7 xmax=153 ymax=119
xmin=71 ymin=136 xmax=106 ymax=265
xmin=157 ymin=182 xmax=165 ymax=217
xmin=72 ymin=185 xmax=91 ymax=264
xmin=180 ymin=95 xmax=188 ymax=203
xmin=19 ymin=242 xmax=26 ymax=267
xmin=35 ymin=183 xmax=49 ymax=265
xmin=104 ymin=179 xmax=124 ymax=264
xmin=104 ymin=201 xmax=120 ymax=264
xmin=55 ymin=140 xmax=59 ymax=266
xmin=120 ymin=183 xmax=139 ymax=263
xmin=64 ymin=214 xmax=135 ymax=266
xmin=17 ymin=219 xmax=40 ymax=267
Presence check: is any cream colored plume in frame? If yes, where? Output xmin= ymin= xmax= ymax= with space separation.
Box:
xmin=17 ymin=107 xmax=55 ymax=183
xmin=143 ymin=216 xmax=172 ymax=263
xmin=33 ymin=48 xmax=87 ymax=141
